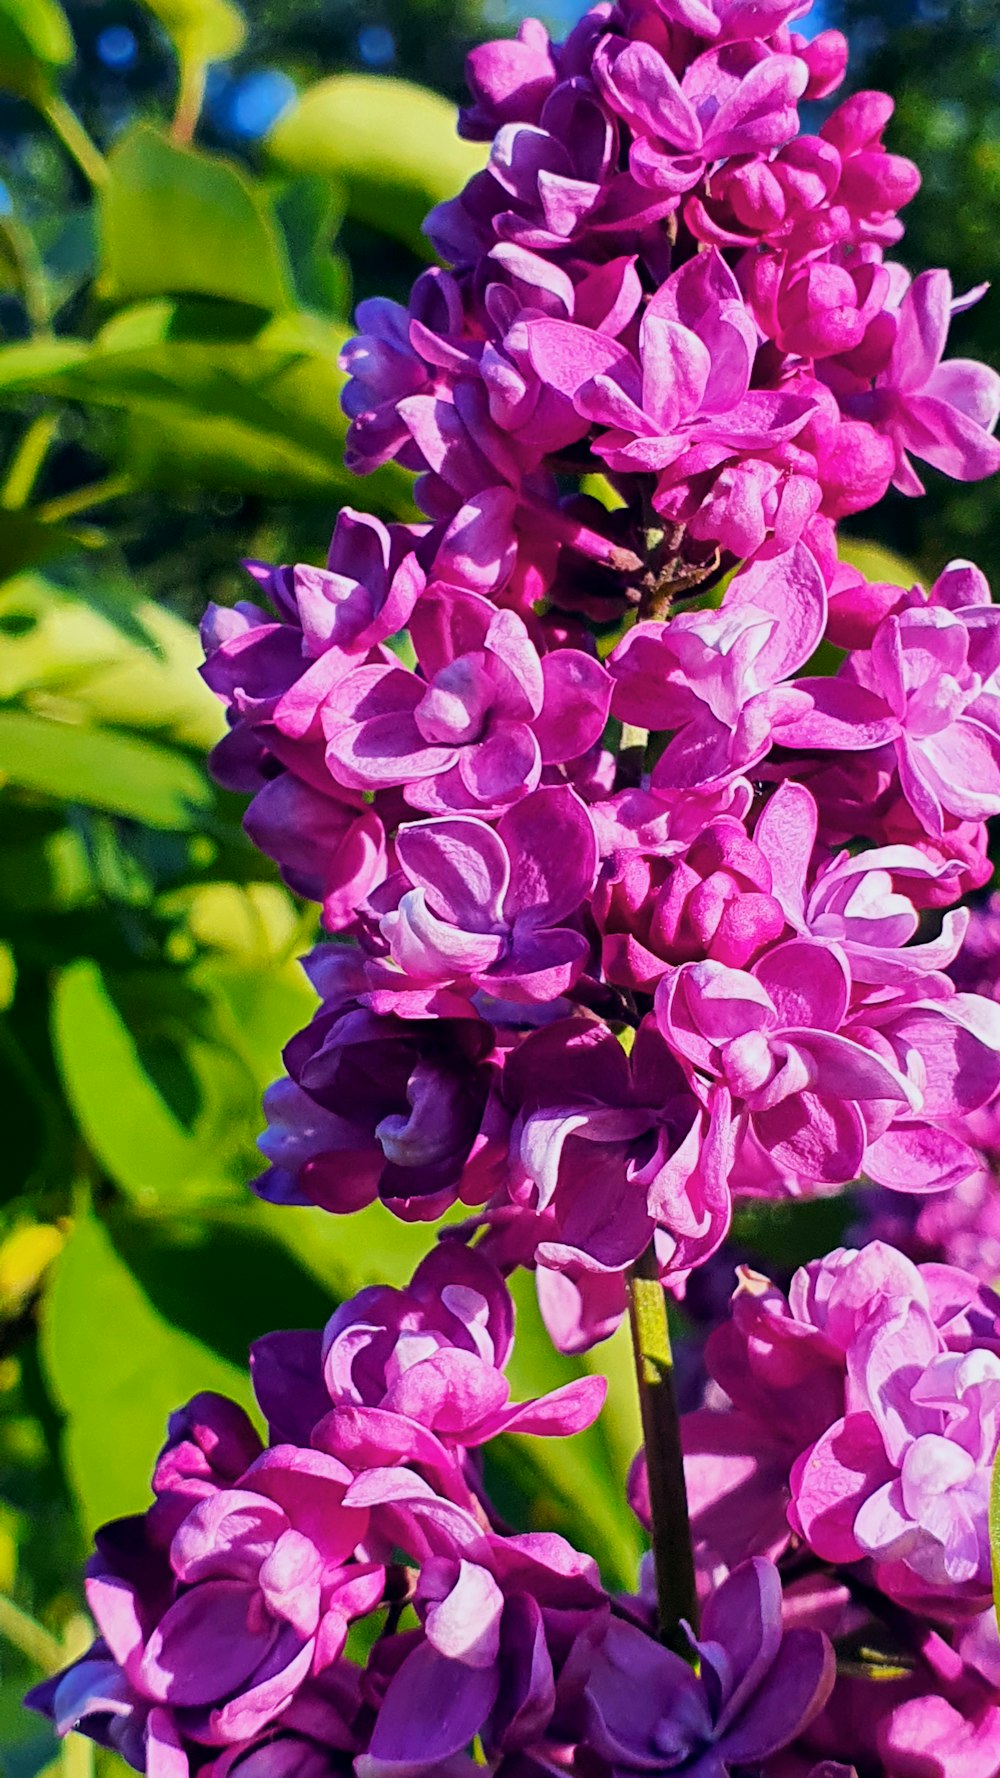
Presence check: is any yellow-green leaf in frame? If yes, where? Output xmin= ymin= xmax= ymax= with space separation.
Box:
xmin=138 ymin=0 xmax=245 ymax=64
xmin=52 ymin=960 xmax=206 ymax=1206
xmin=99 ymin=123 xmax=294 ymax=311
xmin=0 ymin=708 xmax=211 ymax=827
xmin=839 ymin=536 xmax=922 ymax=590
xmin=40 ymin=1209 xmax=254 ymax=1531
xmin=0 ymin=0 xmax=73 ymax=105
xmin=0 ymin=574 xmax=226 ymax=751
xmin=266 ymin=75 xmax=486 ymax=259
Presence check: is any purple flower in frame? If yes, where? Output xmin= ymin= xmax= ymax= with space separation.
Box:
xmin=792 ymin=1295 xmax=1000 ymax=1616
xmin=595 ymin=814 xmax=785 ymax=988
xmin=594 ymin=33 xmax=807 ymax=199
xmin=585 ymin=1558 xmax=834 ymax=1776
xmin=525 ymin=251 xmax=815 ymax=552
xmin=656 ymin=938 xmax=919 ymax=1193
xmin=459 ymin=18 xmax=559 ymax=140
xmin=322 ymin=589 xmax=612 ymax=816
xmin=49 ymin=1452 xmax=378 ymax=1752
xmin=242 ymin=774 xmax=387 ymax=934
xmin=785 ymin=580 xmax=1000 ymax=838
xmin=319 ymin=1243 xmax=605 ymax=1453
xmin=148 ymin=1392 xmax=264 ymax=1544
xmin=340 ymin=270 xmax=468 ymax=475
xmin=679 ymin=1242 xmax=1000 ymax=1596
xmin=343 ymin=1466 xmax=610 ymax=1778
xmin=245 ymin=509 xmax=426 ymax=661
xmin=845 ymin=270 xmax=1000 ymax=495
xmin=255 ymin=948 xmax=507 ymax=1222
xmin=506 ymin=1014 xmax=731 ymax=1295
xmin=363 ymin=786 xmax=598 ymax=1009
xmin=608 ymin=545 xmax=826 ymax=791
xmin=753 ymin=780 xmax=971 ymax=984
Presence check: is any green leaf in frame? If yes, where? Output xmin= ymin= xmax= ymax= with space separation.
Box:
xmin=52 ymin=960 xmax=208 ymax=1207
xmin=0 ymin=305 xmax=415 ymax=512
xmin=0 ymin=942 xmax=16 ymax=1011
xmin=40 ymin=1208 xmax=254 ymax=1532
xmin=838 ymin=536 xmax=922 ymax=590
xmin=0 ymin=574 xmax=226 ymax=751
xmin=0 ymin=709 xmax=211 ymax=828
xmin=0 ymin=0 xmax=73 ymax=105
xmin=137 ymin=0 xmax=245 ymax=64
xmin=992 ymin=1438 xmax=1000 ymax=1626
xmin=99 ymin=124 xmax=294 ymax=312
xmin=982 ymin=1443 xmax=989 ymax=1628
xmin=266 ymin=75 xmax=487 ymax=259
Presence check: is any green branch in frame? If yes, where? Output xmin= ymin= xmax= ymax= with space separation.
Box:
xmin=627 ymin=1244 xmax=699 ymax=1655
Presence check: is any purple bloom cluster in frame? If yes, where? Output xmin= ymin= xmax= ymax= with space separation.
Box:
xmin=665 ymin=1243 xmax=1000 ymax=1775
xmin=33 ymin=3 xmax=1000 ymax=1776
xmin=198 ymin=0 xmax=1000 ymax=1353
xmin=29 ymin=1250 xmax=834 ymax=1778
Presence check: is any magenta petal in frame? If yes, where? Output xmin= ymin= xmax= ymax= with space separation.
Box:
xmin=362 ymin=1640 xmax=500 ymax=1775
xmin=139 ymin=1580 xmax=275 ymax=1707
xmin=395 ymin=817 xmax=509 ymax=929
xmin=752 ymin=940 xmax=849 ymax=1033
xmin=777 ymin=678 xmax=899 ymax=750
xmin=535 ymin=650 xmax=613 ymax=764
xmin=524 ymin=320 xmax=632 ymax=403
xmin=484 ymin=1375 xmax=607 ymax=1440
xmin=499 ymin=786 xmax=598 ymax=925
xmin=458 ymin=723 xmax=541 ymax=806
xmin=724 ymin=543 xmax=827 ymax=683
xmin=792 ymin=1414 xmax=892 ymax=1565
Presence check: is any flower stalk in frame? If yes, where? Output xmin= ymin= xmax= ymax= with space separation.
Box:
xmin=627 ymin=1244 xmax=699 ymax=1656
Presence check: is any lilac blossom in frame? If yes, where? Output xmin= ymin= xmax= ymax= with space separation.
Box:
xmin=785 ymin=583 xmax=1000 ymax=837
xmin=585 ymin=1559 xmax=833 ymax=1776
xmin=843 ymin=270 xmax=1000 ymax=496
xmin=254 ymin=949 xmax=507 ymax=1221
xmin=608 ymin=544 xmax=826 ymax=790
xmin=362 ymin=786 xmax=598 ymax=1010
xmin=322 ymin=589 xmax=612 ymax=816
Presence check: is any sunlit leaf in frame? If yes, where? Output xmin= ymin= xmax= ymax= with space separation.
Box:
xmin=52 ymin=960 xmax=209 ymax=1207
xmin=266 ymin=75 xmax=486 ymax=258
xmin=0 ymin=0 xmax=73 ymax=105
xmin=0 ymin=303 xmax=415 ymax=511
xmin=137 ymin=0 xmax=245 ymax=65
xmin=0 ymin=710 xmax=211 ymax=828
xmin=99 ymin=124 xmax=294 ymax=311
xmin=40 ymin=1208 xmax=254 ymax=1531
xmin=838 ymin=536 xmax=922 ymax=589
xmin=0 ymin=940 xmax=15 ymax=1011
xmin=0 ymin=574 xmax=225 ymax=751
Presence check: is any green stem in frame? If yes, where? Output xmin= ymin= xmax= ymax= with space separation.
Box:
xmin=2 ymin=414 xmax=60 ymax=511
xmin=627 ymin=1245 xmax=699 ymax=1655
xmin=35 ymin=472 xmax=132 ymax=526
xmin=41 ymin=97 xmax=108 ymax=189
xmin=63 ymin=1733 xmax=95 ymax=1778
xmin=173 ymin=57 xmax=207 ymax=144
xmin=0 ymin=1591 xmax=64 ymax=1673
xmin=0 ymin=217 xmax=52 ymax=337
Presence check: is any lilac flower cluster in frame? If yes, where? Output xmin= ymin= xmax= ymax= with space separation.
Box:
xmin=665 ymin=1243 xmax=1000 ymax=1776
xmin=28 ymin=1248 xmax=836 ymax=1778
xmin=199 ymin=0 xmax=1000 ymax=1352
xmin=32 ymin=3 xmax=1000 ymax=1776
